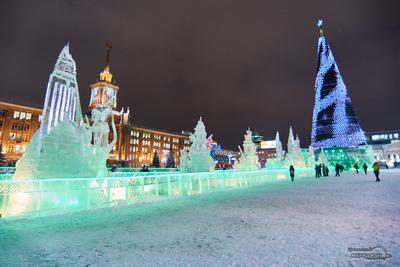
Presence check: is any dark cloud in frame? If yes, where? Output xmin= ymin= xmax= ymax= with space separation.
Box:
xmin=1 ymin=0 xmax=399 ymax=149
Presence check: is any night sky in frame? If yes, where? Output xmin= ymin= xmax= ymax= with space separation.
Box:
xmin=1 ymin=0 xmax=399 ymax=150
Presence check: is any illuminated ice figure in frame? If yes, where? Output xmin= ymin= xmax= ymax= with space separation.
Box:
xmin=275 ymin=131 xmax=284 ymax=161
xmin=179 ymin=147 xmax=191 ymax=172
xmin=311 ymin=20 xmax=367 ymax=149
xmin=308 ymin=146 xmax=315 ymax=167
xmin=316 ymin=148 xmax=329 ymax=166
xmin=40 ymin=44 xmax=82 ymax=135
xmin=235 ymin=128 xmax=260 ymax=171
xmin=284 ymin=126 xmax=306 ymax=168
xmin=13 ymin=45 xmax=116 ymax=180
xmin=180 ymin=117 xmax=214 ymax=172
xmin=265 ymin=131 xmax=284 ymax=169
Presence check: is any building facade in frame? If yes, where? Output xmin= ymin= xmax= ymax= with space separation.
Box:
xmin=0 ymin=101 xmax=42 ymax=163
xmin=365 ymin=130 xmax=400 ymax=166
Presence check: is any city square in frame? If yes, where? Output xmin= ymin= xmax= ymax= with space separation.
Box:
xmin=0 ymin=0 xmax=399 ymax=266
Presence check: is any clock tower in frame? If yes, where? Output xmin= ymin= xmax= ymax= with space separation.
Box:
xmin=89 ymin=43 xmax=119 ymax=110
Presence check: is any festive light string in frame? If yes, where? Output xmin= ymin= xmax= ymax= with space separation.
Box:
xmin=311 ymin=24 xmax=367 ymax=149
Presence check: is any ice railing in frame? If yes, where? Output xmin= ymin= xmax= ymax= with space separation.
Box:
xmin=0 ymin=168 xmax=313 ymax=218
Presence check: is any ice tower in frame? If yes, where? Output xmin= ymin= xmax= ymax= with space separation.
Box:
xmin=311 ymin=20 xmax=367 ymax=149
xmin=41 ymin=44 xmax=83 ymax=135
xmin=284 ymin=126 xmax=306 ymax=167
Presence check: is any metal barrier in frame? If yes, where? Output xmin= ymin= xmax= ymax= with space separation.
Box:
xmin=0 ymin=168 xmax=313 ymax=218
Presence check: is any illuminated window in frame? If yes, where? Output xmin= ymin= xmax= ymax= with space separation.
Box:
xmin=26 ymin=113 xmax=32 ymax=120
xmin=173 ymin=138 xmax=179 ymax=143
xmin=13 ymin=111 xmax=20 ymax=119
xmin=7 ymin=144 xmax=15 ymax=153
xmin=20 ymin=112 xmax=26 ymax=119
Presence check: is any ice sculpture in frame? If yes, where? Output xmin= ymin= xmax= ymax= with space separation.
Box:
xmin=316 ymin=148 xmax=329 ymax=166
xmin=308 ymin=146 xmax=315 ymax=167
xmin=265 ymin=131 xmax=284 ymax=169
xmin=179 ymin=147 xmax=191 ymax=172
xmin=179 ymin=117 xmax=215 ymax=172
xmin=275 ymin=131 xmax=284 ymax=161
xmin=283 ymin=126 xmax=306 ymax=168
xmin=13 ymin=45 xmax=116 ymax=179
xmin=235 ymin=128 xmax=260 ymax=171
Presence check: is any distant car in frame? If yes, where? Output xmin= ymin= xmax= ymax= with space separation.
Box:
xmin=394 ymin=161 xmax=400 ymax=168
xmin=377 ymin=162 xmax=389 ymax=169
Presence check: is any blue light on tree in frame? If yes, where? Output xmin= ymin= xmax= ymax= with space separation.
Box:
xmin=311 ymin=20 xmax=367 ymax=149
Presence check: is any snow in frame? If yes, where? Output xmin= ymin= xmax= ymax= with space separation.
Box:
xmin=1 ymin=169 xmax=399 ymax=266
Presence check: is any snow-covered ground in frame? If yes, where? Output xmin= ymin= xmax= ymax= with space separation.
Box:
xmin=0 ymin=169 xmax=399 ymax=266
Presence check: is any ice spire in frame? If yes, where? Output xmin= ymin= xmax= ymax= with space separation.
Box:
xmin=275 ymin=131 xmax=283 ymax=161
xmin=41 ymin=44 xmax=82 ymax=134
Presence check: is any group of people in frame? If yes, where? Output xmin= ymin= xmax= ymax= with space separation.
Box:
xmin=289 ymin=162 xmax=382 ymax=182
xmin=315 ymin=164 xmax=329 ymax=178
xmin=353 ymin=163 xmax=380 ymax=181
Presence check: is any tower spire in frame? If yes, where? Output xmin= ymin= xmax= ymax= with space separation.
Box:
xmin=104 ymin=42 xmax=112 ymax=72
xmin=99 ymin=43 xmax=113 ymax=83
xmin=317 ymin=19 xmax=324 ymax=37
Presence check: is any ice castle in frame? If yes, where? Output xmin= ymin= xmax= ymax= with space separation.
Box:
xmin=13 ymin=44 xmax=116 ymax=179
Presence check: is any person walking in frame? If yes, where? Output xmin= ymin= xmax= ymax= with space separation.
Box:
xmin=354 ymin=163 xmax=359 ymax=174
xmin=289 ymin=165 xmax=295 ymax=182
xmin=335 ymin=163 xmax=340 ymax=177
xmin=373 ymin=162 xmax=380 ymax=182
xmin=324 ymin=165 xmax=329 ymax=177
xmin=362 ymin=163 xmax=368 ymax=175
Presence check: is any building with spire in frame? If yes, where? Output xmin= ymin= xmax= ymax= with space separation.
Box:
xmin=89 ymin=43 xmax=119 ymax=110
xmin=311 ymin=20 xmax=367 ymax=149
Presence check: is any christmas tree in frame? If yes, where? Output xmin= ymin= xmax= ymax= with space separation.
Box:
xmin=311 ymin=20 xmax=366 ymax=149
xmin=151 ymin=151 xmax=161 ymax=168
xmin=165 ymin=148 xmax=175 ymax=168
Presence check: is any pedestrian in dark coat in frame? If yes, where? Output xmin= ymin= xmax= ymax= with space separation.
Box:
xmin=362 ymin=163 xmax=368 ymax=175
xmin=354 ymin=163 xmax=359 ymax=174
xmin=315 ymin=164 xmax=320 ymax=178
xmin=289 ymin=165 xmax=295 ymax=182
xmin=335 ymin=163 xmax=340 ymax=177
